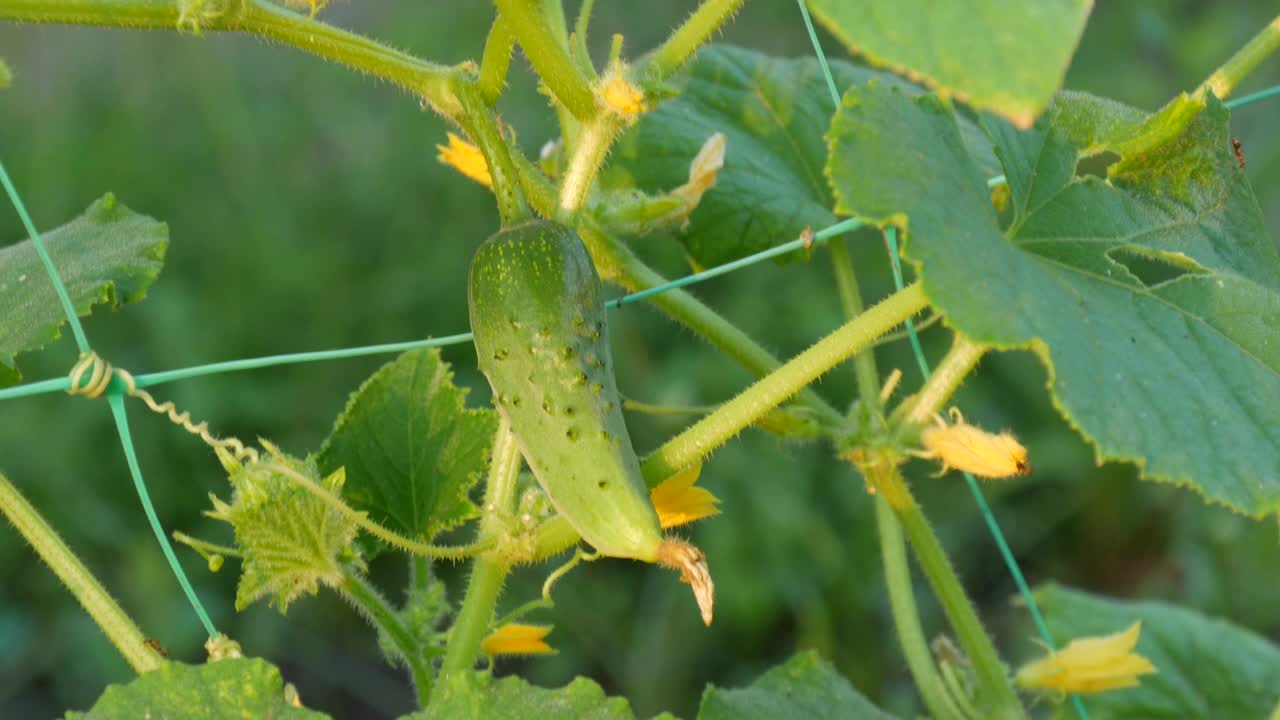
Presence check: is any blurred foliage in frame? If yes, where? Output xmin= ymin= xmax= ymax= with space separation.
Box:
xmin=0 ymin=2 xmax=1277 ymax=718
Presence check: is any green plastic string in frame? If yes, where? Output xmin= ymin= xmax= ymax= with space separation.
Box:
xmin=796 ymin=5 xmax=1089 ymax=718
xmin=0 ymin=158 xmax=218 ymax=639
xmin=1225 ymin=84 xmax=1280 ymax=108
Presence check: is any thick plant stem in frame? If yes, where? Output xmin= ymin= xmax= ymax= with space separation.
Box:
xmin=0 ymin=0 xmax=461 ymax=118
xmin=559 ymin=114 xmax=624 ymax=214
xmin=828 ymin=237 xmax=881 ymax=409
xmin=339 ymin=566 xmax=433 ymax=707
xmin=641 ymin=283 xmax=928 ymax=484
xmin=874 ymin=467 xmax=1025 ymax=719
xmin=1201 ymin=15 xmax=1280 ymax=100
xmin=477 ymin=14 xmax=515 ymax=105
xmin=454 ymin=78 xmax=529 ymax=226
xmin=435 ymin=420 xmax=522 ymax=690
xmin=493 ymin=0 xmax=595 ymax=120
xmin=875 ymin=495 xmax=967 ymax=720
xmin=0 ymin=471 xmax=161 ymax=674
xmin=641 ymin=0 xmax=746 ymax=79
xmin=900 ymin=334 xmax=988 ymax=426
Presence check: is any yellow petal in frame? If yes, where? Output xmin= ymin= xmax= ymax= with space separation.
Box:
xmin=600 ymin=73 xmax=646 ymax=116
xmin=650 ymin=463 xmax=720 ymax=529
xmin=919 ymin=408 xmax=1030 ymax=479
xmin=671 ymin=133 xmax=727 ymax=214
xmin=436 ymin=132 xmax=492 ymax=188
xmin=481 ymin=623 xmax=554 ymax=657
xmin=1016 ymin=622 xmax=1157 ymax=694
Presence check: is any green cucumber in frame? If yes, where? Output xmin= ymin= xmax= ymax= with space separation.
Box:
xmin=468 ymin=220 xmax=663 ymax=561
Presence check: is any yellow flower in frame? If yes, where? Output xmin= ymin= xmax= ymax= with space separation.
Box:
xmin=481 ymin=623 xmax=554 ymax=657
xmin=600 ymin=72 xmax=646 ymax=116
xmin=436 ymin=132 xmax=492 ymax=187
xmin=670 ymin=133 xmax=727 ymax=224
xmin=1016 ymin=622 xmax=1157 ymax=694
xmin=650 ymin=463 xmax=720 ymax=529
xmin=916 ymin=407 xmax=1030 ymax=479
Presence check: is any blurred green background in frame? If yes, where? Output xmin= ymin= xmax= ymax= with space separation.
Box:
xmin=2 ymin=2 xmax=1278 ymax=718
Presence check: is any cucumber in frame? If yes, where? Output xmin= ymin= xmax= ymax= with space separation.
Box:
xmin=468 ymin=220 xmax=663 ymax=561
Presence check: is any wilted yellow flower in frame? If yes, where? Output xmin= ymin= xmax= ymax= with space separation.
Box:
xmin=600 ymin=72 xmax=646 ymax=116
xmin=436 ymin=132 xmax=492 ymax=187
xmin=650 ymin=463 xmax=720 ymax=529
xmin=481 ymin=623 xmax=554 ymax=657
xmin=670 ymin=133 xmax=727 ymax=221
xmin=916 ymin=407 xmax=1030 ymax=479
xmin=1016 ymin=622 xmax=1157 ymax=694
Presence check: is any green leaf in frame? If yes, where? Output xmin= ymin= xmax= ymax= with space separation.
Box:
xmin=1032 ymin=584 xmax=1280 ymax=719
xmin=64 ymin=657 xmax=329 ymax=719
xmin=826 ymin=82 xmax=1280 ymax=517
xmin=609 ymin=45 xmax=997 ymax=269
xmin=807 ymin=0 xmax=1091 ymax=128
xmin=697 ymin=651 xmax=896 ymax=719
xmin=409 ymin=672 xmax=635 ymax=720
xmin=317 ymin=348 xmax=497 ymax=543
xmin=0 ymin=193 xmax=167 ymax=387
xmin=207 ymin=443 xmax=360 ymax=612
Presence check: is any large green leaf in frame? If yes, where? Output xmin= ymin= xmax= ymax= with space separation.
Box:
xmin=409 ymin=672 xmax=634 ymax=720
xmin=0 ymin=193 xmax=167 ymax=387
xmin=827 ymin=82 xmax=1280 ymax=517
xmin=610 ymin=45 xmax=997 ymax=269
xmin=64 ymin=657 xmax=329 ymax=719
xmin=697 ymin=651 xmax=896 ymax=719
xmin=807 ymin=0 xmax=1090 ymax=128
xmin=1033 ymin=584 xmax=1280 ymax=719
xmin=317 ymin=348 xmax=497 ymax=542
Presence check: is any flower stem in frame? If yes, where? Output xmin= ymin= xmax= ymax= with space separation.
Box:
xmin=898 ymin=334 xmax=987 ymax=426
xmin=559 ymin=114 xmax=624 ymax=214
xmin=875 ymin=494 xmax=968 ymax=720
xmin=0 ymin=0 xmax=461 ymax=118
xmin=640 ymin=0 xmax=746 ymax=80
xmin=641 ymin=283 xmax=928 ymax=484
xmin=339 ymin=566 xmax=433 ymax=707
xmin=0 ymin=471 xmax=161 ymax=674
xmin=873 ymin=467 xmax=1025 ymax=719
xmin=1200 ymin=15 xmax=1280 ymax=100
xmin=493 ymin=0 xmax=596 ymax=120
xmin=477 ymin=14 xmax=515 ymax=105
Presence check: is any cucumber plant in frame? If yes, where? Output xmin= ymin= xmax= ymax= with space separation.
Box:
xmin=0 ymin=2 xmax=1278 ymax=720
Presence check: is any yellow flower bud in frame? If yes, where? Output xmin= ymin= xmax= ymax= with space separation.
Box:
xmin=600 ymin=72 xmax=646 ymax=116
xmin=650 ymin=463 xmax=720 ymax=529
xmin=436 ymin=132 xmax=493 ymax=188
xmin=917 ymin=407 xmax=1030 ymax=479
xmin=481 ymin=623 xmax=555 ymax=657
xmin=1016 ymin=621 xmax=1157 ymax=694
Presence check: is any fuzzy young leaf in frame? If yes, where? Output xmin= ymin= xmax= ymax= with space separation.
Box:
xmin=0 ymin=193 xmax=167 ymax=387
xmin=609 ymin=45 xmax=998 ymax=269
xmin=807 ymin=0 xmax=1090 ymax=128
xmin=64 ymin=657 xmax=328 ymax=720
xmin=208 ymin=445 xmax=359 ymax=612
xmin=410 ymin=672 xmax=634 ymax=720
xmin=827 ymin=83 xmax=1280 ymax=517
xmin=697 ymin=651 xmax=897 ymax=719
xmin=1033 ymin=584 xmax=1280 ymax=719
xmin=317 ymin=349 xmax=497 ymax=544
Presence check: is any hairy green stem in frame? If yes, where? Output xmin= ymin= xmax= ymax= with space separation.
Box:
xmin=1201 ymin=15 xmax=1280 ymax=100
xmin=641 ymin=283 xmax=928 ymax=484
xmin=640 ymin=0 xmax=746 ymax=80
xmin=454 ymin=77 xmax=529 ymax=226
xmin=339 ymin=566 xmax=433 ymax=707
xmin=875 ymin=468 xmax=1024 ymax=719
xmin=478 ymin=14 xmax=515 ymax=105
xmin=900 ymin=334 xmax=988 ymax=426
xmin=0 ymin=471 xmax=161 ymax=674
xmin=435 ymin=420 xmax=522 ymax=689
xmin=875 ymin=494 xmax=967 ymax=720
xmin=558 ymin=114 xmax=625 ymax=214
xmin=829 ymin=237 xmax=881 ymax=410
xmin=494 ymin=0 xmax=595 ymax=120
xmin=0 ymin=0 xmax=461 ymax=118
xmin=571 ymin=0 xmax=598 ymax=79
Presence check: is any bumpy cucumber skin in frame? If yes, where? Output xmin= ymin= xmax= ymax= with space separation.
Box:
xmin=468 ymin=220 xmax=663 ymax=562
